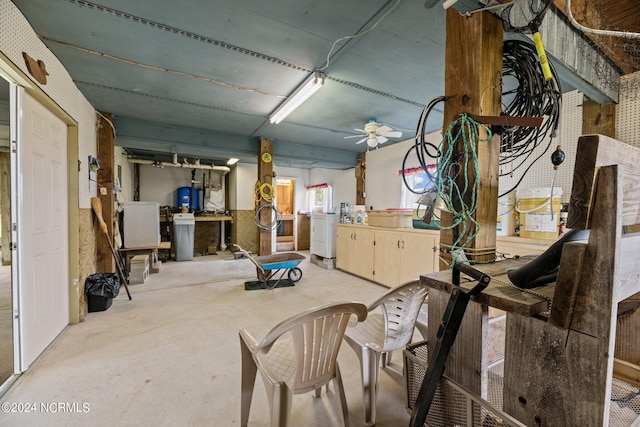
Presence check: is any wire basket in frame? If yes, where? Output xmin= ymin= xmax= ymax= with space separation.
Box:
xmin=404 ymin=314 xmax=640 ymax=426
xmin=404 ymin=339 xmax=525 ymax=427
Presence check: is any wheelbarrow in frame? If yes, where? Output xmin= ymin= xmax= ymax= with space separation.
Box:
xmin=234 ymin=245 xmax=305 ymax=290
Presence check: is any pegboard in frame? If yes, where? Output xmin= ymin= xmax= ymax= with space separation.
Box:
xmin=499 ymin=90 xmax=583 ymax=204
xmin=1 ymin=0 xmax=98 ymax=208
xmin=617 ymin=71 xmax=640 ymax=149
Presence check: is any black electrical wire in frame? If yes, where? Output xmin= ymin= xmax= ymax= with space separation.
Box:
xmin=401 ymin=96 xmax=447 ymax=194
xmin=498 ymin=39 xmax=562 ymax=198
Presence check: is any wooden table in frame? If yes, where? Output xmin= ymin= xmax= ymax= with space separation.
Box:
xmin=419 ymin=258 xmax=554 ymax=401
xmin=119 ymin=242 xmax=170 ymax=274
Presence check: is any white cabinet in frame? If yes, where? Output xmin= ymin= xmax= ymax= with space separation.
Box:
xmin=310 ymin=213 xmax=338 ymax=258
xmin=337 ymin=224 xmax=439 ymax=287
xmin=336 ymin=225 xmax=375 ymax=281
xmin=372 ymin=229 xmax=439 ymax=286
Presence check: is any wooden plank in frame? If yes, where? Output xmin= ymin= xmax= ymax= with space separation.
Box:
xmin=615 ymin=292 xmax=640 ymax=366
xmin=569 ymin=166 xmax=619 ymax=338
xmin=613 ymin=358 xmax=640 ymax=388
xmin=568 ymin=135 xmax=640 ymax=229
xmin=548 ymin=242 xmax=587 ymax=329
xmin=503 ymin=313 xmax=609 ymax=426
xmin=553 ymin=0 xmax=637 ymax=75
xmin=420 ymin=259 xmax=551 ymax=316
xmin=439 ymin=9 xmax=502 ymax=267
xmin=581 ymin=99 xmax=616 ymax=138
xmin=96 ymin=111 xmax=115 ymax=272
xmin=257 ymin=138 xmax=273 ymax=256
xmin=426 ymin=288 xmax=488 ymax=398
xmin=355 ymin=152 xmax=365 ymax=206
xmin=615 ymin=234 xmax=640 ymax=303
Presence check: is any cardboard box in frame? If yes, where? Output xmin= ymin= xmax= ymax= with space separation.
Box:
xmin=367 ymin=210 xmax=413 ymax=228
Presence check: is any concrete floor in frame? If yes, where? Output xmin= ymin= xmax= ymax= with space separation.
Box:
xmin=0 ymin=250 xmax=414 ymax=426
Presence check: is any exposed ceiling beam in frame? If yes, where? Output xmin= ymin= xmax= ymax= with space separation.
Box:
xmin=554 ymin=0 xmax=638 ymax=75
xmin=114 ymin=117 xmax=358 ymax=169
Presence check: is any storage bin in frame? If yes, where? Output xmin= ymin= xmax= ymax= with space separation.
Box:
xmin=367 ymin=209 xmax=413 ymax=228
xmin=516 ymin=187 xmax=562 ymax=240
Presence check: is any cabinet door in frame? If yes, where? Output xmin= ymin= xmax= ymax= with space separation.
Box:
xmin=399 ymin=232 xmax=438 ymax=284
xmin=372 ymin=230 xmax=401 ymax=286
xmin=336 ymin=226 xmax=353 ymax=272
xmin=352 ymin=228 xmax=375 ymax=280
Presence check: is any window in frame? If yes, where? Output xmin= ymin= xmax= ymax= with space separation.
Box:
xmin=306 ymin=183 xmax=332 ymax=213
xmin=400 ymin=165 xmax=437 ymax=210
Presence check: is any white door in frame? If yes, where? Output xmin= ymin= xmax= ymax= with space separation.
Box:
xmin=14 ymin=88 xmax=68 ymax=370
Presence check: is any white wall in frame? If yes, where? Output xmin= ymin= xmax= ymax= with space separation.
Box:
xmin=114 ymin=147 xmax=135 ymax=205
xmin=309 ymin=167 xmax=356 ymax=211
xmin=137 ymin=164 xmax=225 ymax=208
xmin=230 ymin=162 xmax=257 ymax=210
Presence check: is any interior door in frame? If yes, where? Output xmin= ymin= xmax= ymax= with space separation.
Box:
xmin=15 ymin=88 xmax=69 ymax=370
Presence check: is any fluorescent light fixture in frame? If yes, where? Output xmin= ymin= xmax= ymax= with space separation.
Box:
xmin=443 ymin=0 xmax=458 ymax=9
xmin=226 ymin=158 xmax=239 ymax=165
xmin=269 ymin=71 xmax=325 ymax=124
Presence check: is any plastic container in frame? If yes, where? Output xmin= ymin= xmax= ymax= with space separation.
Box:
xmin=177 ymin=186 xmax=199 ymax=211
xmin=496 ymin=191 xmax=516 ymax=236
xmin=367 ymin=209 xmax=413 ymax=228
xmin=516 ymin=187 xmax=562 ymax=240
xmin=173 ymin=213 xmax=195 ymax=261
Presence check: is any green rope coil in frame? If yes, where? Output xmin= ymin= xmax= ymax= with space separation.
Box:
xmin=436 ymin=114 xmax=492 ymax=267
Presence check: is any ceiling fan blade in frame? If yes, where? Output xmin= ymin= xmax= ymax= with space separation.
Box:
xmin=377 ymin=125 xmax=392 ymax=134
xmin=377 ymin=136 xmax=388 ymax=144
xmin=354 ymin=128 xmax=365 ymax=133
xmin=355 ymin=137 xmax=368 ymax=144
xmin=344 ymin=135 xmax=365 ymax=139
xmin=382 ymin=131 xmax=403 ymax=138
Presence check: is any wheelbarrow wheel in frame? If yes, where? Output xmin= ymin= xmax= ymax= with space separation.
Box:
xmin=288 ymin=268 xmax=302 ymax=283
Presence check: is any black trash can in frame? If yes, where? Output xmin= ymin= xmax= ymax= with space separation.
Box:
xmin=85 ymin=273 xmax=121 ymax=312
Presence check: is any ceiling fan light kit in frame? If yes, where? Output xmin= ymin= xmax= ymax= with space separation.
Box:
xmin=269 ymin=70 xmax=325 ymax=124
xmin=345 ymin=118 xmax=403 ymax=148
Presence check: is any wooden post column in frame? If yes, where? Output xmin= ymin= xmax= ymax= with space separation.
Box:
xmin=426 ymin=8 xmax=503 ymax=402
xmin=96 ymin=112 xmax=115 ymax=272
xmin=582 ymin=98 xmax=616 ymax=137
xmin=355 ymin=153 xmax=366 ymax=206
xmin=439 ymin=9 xmax=503 ymax=268
xmin=258 ymin=138 xmax=273 ymax=255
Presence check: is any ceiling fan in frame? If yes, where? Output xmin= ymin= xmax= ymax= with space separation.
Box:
xmin=345 ymin=119 xmax=403 ymax=148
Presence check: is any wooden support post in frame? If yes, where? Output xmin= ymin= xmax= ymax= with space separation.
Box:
xmin=258 ymin=138 xmax=273 ymax=256
xmin=582 ymin=98 xmax=616 ymax=138
xmin=439 ymin=9 xmax=502 ymax=268
xmin=355 ymin=153 xmax=366 ymax=206
xmin=96 ymin=112 xmax=115 ymax=272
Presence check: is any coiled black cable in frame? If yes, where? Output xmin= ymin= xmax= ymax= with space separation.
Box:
xmin=499 ymin=39 xmax=562 ymax=197
xmin=401 ymin=96 xmax=446 ymax=194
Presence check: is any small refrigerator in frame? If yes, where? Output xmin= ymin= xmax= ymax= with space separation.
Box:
xmin=123 ymin=202 xmax=160 ymax=248
xmin=310 ymin=213 xmax=337 ymax=259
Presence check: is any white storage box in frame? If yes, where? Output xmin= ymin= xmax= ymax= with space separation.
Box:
xmin=123 ymin=202 xmax=160 ymax=248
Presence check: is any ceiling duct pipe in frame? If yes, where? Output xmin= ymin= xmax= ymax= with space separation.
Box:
xmin=127 ymin=158 xmax=231 ymax=175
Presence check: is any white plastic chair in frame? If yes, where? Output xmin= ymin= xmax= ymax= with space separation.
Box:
xmin=239 ymin=302 xmax=368 ymax=427
xmin=343 ymin=280 xmax=429 ymax=426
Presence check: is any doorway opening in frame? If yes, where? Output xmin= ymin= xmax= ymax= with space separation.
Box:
xmin=275 ymin=178 xmax=295 ymax=252
xmin=0 ymin=76 xmax=14 ymax=389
